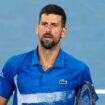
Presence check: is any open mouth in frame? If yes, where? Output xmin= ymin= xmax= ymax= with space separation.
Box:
xmin=43 ymin=35 xmax=53 ymax=41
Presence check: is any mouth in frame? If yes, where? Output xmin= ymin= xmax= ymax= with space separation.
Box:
xmin=43 ymin=34 xmax=53 ymax=41
xmin=43 ymin=37 xmax=53 ymax=42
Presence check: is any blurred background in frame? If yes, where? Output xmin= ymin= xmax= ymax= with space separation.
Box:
xmin=0 ymin=0 xmax=105 ymax=105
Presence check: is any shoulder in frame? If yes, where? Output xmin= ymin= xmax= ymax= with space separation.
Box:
xmin=63 ymin=50 xmax=89 ymax=73
xmin=62 ymin=50 xmax=92 ymax=84
xmin=2 ymin=50 xmax=34 ymax=77
xmin=6 ymin=50 xmax=33 ymax=66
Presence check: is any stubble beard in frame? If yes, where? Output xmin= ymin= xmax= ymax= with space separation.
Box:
xmin=40 ymin=33 xmax=61 ymax=49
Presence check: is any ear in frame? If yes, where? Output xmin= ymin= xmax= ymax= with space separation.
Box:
xmin=35 ymin=25 xmax=39 ymax=34
xmin=61 ymin=27 xmax=67 ymax=38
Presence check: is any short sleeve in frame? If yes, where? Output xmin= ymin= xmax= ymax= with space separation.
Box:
xmin=0 ymin=59 xmax=15 ymax=99
xmin=79 ymin=65 xmax=99 ymax=101
xmin=0 ymin=74 xmax=3 ymax=95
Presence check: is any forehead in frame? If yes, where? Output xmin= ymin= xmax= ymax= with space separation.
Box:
xmin=40 ymin=14 xmax=62 ymax=23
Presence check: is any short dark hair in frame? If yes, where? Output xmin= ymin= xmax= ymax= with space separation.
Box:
xmin=39 ymin=4 xmax=66 ymax=27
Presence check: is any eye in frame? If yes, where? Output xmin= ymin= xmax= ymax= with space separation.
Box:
xmin=51 ymin=23 xmax=58 ymax=28
xmin=41 ymin=22 xmax=48 ymax=27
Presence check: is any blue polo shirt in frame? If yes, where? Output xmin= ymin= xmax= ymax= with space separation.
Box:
xmin=0 ymin=48 xmax=98 ymax=105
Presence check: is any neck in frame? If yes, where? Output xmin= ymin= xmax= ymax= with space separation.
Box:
xmin=38 ymin=43 xmax=60 ymax=71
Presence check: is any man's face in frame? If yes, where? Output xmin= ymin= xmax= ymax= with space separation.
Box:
xmin=36 ymin=14 xmax=67 ymax=49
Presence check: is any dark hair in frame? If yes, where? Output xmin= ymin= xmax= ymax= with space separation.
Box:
xmin=39 ymin=4 xmax=66 ymax=27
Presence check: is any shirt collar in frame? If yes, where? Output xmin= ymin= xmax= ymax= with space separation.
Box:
xmin=31 ymin=48 xmax=65 ymax=67
xmin=53 ymin=49 xmax=65 ymax=68
xmin=32 ymin=48 xmax=39 ymax=66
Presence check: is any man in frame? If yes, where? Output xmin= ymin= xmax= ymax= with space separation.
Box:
xmin=0 ymin=4 xmax=98 ymax=105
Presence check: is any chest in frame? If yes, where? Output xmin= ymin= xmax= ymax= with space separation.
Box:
xmin=14 ymin=65 xmax=78 ymax=94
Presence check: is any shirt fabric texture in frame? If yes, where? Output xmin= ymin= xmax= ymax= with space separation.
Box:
xmin=0 ymin=48 xmax=98 ymax=105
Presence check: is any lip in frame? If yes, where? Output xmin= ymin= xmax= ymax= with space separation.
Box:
xmin=43 ymin=36 xmax=53 ymax=41
xmin=43 ymin=34 xmax=53 ymax=38
xmin=44 ymin=37 xmax=52 ymax=40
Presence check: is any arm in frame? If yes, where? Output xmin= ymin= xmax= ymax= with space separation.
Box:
xmin=0 ymin=97 xmax=8 ymax=105
xmin=0 ymin=57 xmax=16 ymax=105
xmin=79 ymin=65 xmax=99 ymax=101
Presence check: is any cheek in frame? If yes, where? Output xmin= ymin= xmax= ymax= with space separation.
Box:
xmin=37 ymin=27 xmax=45 ymax=36
xmin=53 ymin=29 xmax=63 ymax=37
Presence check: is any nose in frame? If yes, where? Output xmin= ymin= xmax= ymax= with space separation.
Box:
xmin=45 ymin=25 xmax=51 ymax=33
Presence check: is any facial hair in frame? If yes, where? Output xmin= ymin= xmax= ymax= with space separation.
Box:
xmin=40 ymin=32 xmax=61 ymax=49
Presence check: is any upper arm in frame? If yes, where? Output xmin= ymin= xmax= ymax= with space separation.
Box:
xmin=0 ymin=58 xmax=15 ymax=99
xmin=79 ymin=65 xmax=99 ymax=101
xmin=0 ymin=97 xmax=8 ymax=105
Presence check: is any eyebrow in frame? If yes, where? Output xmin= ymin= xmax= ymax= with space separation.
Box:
xmin=40 ymin=21 xmax=59 ymax=25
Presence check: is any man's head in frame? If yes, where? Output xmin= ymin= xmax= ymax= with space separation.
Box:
xmin=39 ymin=4 xmax=66 ymax=27
xmin=36 ymin=4 xmax=67 ymax=49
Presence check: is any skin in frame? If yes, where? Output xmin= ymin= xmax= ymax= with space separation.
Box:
xmin=36 ymin=14 xmax=67 ymax=70
xmin=0 ymin=13 xmax=67 ymax=104
xmin=0 ymin=97 xmax=7 ymax=105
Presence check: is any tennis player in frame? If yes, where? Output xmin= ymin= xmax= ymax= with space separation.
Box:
xmin=0 ymin=4 xmax=98 ymax=105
